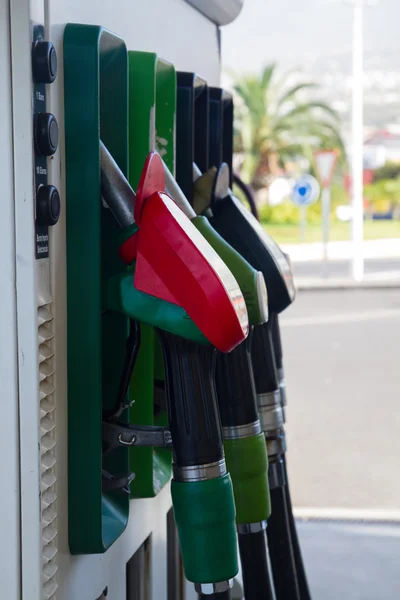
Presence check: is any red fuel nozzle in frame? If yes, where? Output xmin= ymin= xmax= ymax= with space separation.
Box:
xmin=102 ymin=145 xmax=248 ymax=352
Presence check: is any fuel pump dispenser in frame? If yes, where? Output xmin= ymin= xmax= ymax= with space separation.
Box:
xmin=3 ymin=3 xmax=267 ymax=599
xmin=64 ymin=25 xmax=252 ymax=597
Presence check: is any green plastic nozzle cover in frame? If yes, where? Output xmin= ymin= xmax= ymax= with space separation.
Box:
xmin=192 ymin=216 xmax=268 ymax=326
xmin=171 ymin=474 xmax=238 ymax=583
xmin=104 ymin=269 xmax=208 ymax=345
xmin=164 ymin=162 xmax=268 ymax=326
xmin=224 ymin=433 xmax=271 ymax=524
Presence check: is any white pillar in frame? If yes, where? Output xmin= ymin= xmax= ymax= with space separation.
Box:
xmin=351 ymin=0 xmax=364 ymax=281
xmin=322 ymin=187 xmax=331 ymax=276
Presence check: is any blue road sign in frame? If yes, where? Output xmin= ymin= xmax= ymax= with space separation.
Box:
xmin=291 ymin=175 xmax=320 ymax=206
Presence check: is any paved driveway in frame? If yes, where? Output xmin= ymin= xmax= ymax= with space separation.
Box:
xmin=281 ymin=288 xmax=400 ymax=512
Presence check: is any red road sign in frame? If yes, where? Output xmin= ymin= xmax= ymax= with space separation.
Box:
xmin=314 ymin=150 xmax=339 ymax=188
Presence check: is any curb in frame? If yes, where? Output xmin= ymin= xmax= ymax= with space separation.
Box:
xmin=295 ymin=279 xmax=400 ymax=291
xmin=294 ymin=507 xmax=400 ymax=524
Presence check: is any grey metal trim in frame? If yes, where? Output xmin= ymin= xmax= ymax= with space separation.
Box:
xmin=257 ymin=390 xmax=284 ymax=432
xmin=259 ymin=404 xmax=284 ymax=433
xmin=173 ymin=458 xmax=227 ymax=482
xmin=278 ymin=368 xmax=288 ymax=408
xmin=164 ymin=161 xmax=196 ymax=219
xmin=237 ymin=520 xmax=268 ymax=534
xmin=100 ymin=141 xmax=135 ymax=229
xmin=266 ymin=435 xmax=287 ymax=459
xmin=268 ymin=460 xmax=286 ymax=489
xmin=222 ymin=419 xmax=261 ymax=440
xmin=185 ymin=0 xmax=244 ymax=26
xmin=257 ymin=390 xmax=281 ymax=409
xmin=195 ymin=580 xmax=233 ymax=594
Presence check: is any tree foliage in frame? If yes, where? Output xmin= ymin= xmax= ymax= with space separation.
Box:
xmin=373 ymin=162 xmax=400 ymax=182
xmin=232 ymin=63 xmax=345 ymax=189
xmin=364 ymin=176 xmax=400 ymax=212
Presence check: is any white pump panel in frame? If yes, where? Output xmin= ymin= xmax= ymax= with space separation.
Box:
xmin=3 ymin=1 xmax=242 ymax=598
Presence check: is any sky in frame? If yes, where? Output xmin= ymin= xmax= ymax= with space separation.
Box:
xmin=221 ymin=0 xmax=399 ymax=75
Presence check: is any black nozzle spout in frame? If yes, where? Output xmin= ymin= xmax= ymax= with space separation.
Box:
xmin=157 ymin=330 xmax=224 ymax=469
xmin=100 ymin=141 xmax=135 ymax=230
xmin=215 ymin=330 xmax=259 ymax=428
xmin=251 ymin=322 xmax=279 ymax=394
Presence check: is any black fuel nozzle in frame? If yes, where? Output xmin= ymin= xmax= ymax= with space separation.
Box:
xmin=195 ymin=179 xmax=293 ymax=473
xmin=251 ymin=323 xmax=285 ymax=462
xmin=208 ymin=190 xmax=296 ymax=315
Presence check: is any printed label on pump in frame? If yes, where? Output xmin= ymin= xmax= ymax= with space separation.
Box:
xmin=161 ymin=193 xmax=249 ymax=334
xmin=231 ymin=195 xmax=295 ymax=301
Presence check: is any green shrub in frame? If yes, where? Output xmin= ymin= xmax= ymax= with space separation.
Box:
xmin=364 ymin=176 xmax=400 ymax=211
xmin=259 ymin=183 xmax=349 ymax=225
xmin=373 ymin=162 xmax=400 ymax=183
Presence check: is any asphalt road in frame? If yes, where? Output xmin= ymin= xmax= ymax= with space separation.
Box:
xmin=280 ymin=287 xmax=400 ymax=511
xmin=292 ymin=257 xmax=400 ymax=280
xmin=296 ymin=520 xmax=400 ymax=600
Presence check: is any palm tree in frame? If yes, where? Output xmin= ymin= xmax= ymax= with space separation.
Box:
xmin=232 ymin=63 xmax=345 ymax=191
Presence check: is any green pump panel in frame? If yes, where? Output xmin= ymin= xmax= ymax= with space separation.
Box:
xmin=64 ymin=24 xmax=130 ymax=553
xmin=127 ymin=51 xmax=176 ymax=498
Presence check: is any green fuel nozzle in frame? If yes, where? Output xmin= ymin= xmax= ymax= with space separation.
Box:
xmin=164 ymin=162 xmax=268 ymax=326
xmin=188 ymin=161 xmax=274 ymax=600
xmin=187 ymin=160 xmax=272 ymax=523
xmin=190 ymin=163 xmax=294 ymax=452
xmin=101 ymin=142 xmax=242 ymax=593
xmin=216 ymin=330 xmax=271 ymax=528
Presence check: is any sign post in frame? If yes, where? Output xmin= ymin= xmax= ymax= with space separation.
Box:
xmin=291 ymin=175 xmax=320 ymax=242
xmin=314 ymin=150 xmax=338 ymax=276
xmin=299 ymin=205 xmax=307 ymax=242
